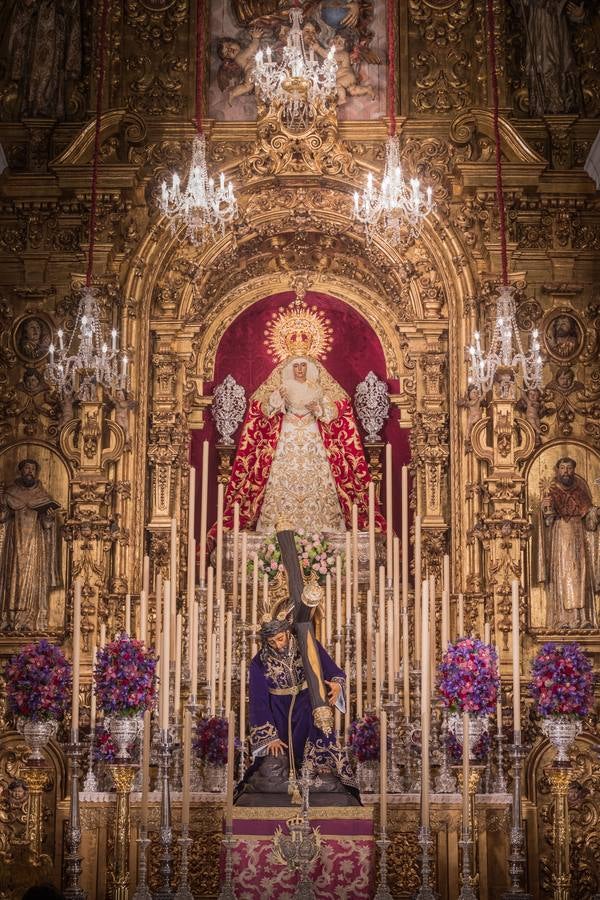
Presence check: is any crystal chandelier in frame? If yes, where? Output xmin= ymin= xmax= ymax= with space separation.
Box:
xmin=159 ymin=0 xmax=237 ymax=243
xmin=159 ymin=133 xmax=237 ymax=244
xmin=47 ymin=287 xmax=128 ymax=401
xmin=468 ymin=284 xmax=542 ymax=392
xmin=252 ymin=7 xmax=337 ymax=127
xmin=45 ymin=0 xmax=126 ymax=402
xmin=353 ymin=0 xmax=433 ymax=242
xmin=353 ymin=134 xmax=433 ymax=242
xmin=466 ymin=0 xmax=543 ymax=394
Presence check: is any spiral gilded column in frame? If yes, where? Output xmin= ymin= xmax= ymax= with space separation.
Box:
xmin=109 ymin=765 xmax=137 ymax=900
xmin=547 ymin=766 xmax=572 ymax=900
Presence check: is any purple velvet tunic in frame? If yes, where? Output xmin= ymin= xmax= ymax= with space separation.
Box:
xmin=248 ymin=637 xmax=357 ymax=790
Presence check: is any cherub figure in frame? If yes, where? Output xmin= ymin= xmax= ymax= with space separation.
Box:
xmin=216 ymin=38 xmax=245 ymax=93
xmin=226 ymin=27 xmax=265 ymax=105
xmin=310 ymin=32 xmax=375 ymax=105
xmin=517 ymin=387 xmax=543 ymax=443
xmin=458 ymin=383 xmax=484 ymax=444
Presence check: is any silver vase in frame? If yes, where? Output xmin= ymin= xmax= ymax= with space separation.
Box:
xmin=108 ymin=714 xmax=142 ymax=761
xmin=448 ymin=713 xmax=488 ymax=758
xmin=541 ymin=715 xmax=582 ymax=764
xmin=21 ymin=718 xmax=58 ymax=763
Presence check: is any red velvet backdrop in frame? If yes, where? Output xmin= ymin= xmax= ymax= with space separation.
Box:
xmin=191 ymin=291 xmax=411 ymax=536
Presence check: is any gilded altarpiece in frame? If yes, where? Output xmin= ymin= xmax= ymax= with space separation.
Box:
xmin=0 ymin=0 xmax=599 ymax=896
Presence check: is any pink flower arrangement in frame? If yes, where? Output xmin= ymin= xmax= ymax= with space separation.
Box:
xmin=251 ymin=531 xmax=337 ymax=585
xmin=94 ymin=635 xmax=157 ymax=717
xmin=530 ymin=642 xmax=594 ymax=718
xmin=4 ymin=640 xmax=72 ymax=722
xmin=193 ymin=716 xmax=240 ymax=765
xmin=438 ymin=638 xmax=499 ymax=715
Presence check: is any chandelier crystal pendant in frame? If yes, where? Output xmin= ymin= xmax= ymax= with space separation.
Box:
xmin=159 ymin=0 xmax=237 ymax=244
xmin=252 ymin=6 xmax=337 ymax=127
xmin=466 ymin=0 xmax=543 ymax=395
xmin=468 ymin=284 xmax=543 ymax=393
xmin=45 ymin=0 xmax=127 ymax=402
xmin=353 ymin=0 xmax=433 ymax=242
xmin=46 ymin=287 xmax=128 ymax=401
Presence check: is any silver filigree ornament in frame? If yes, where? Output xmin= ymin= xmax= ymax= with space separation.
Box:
xmin=212 ymin=375 xmax=247 ymax=444
xmin=354 ymin=371 xmax=390 ymax=442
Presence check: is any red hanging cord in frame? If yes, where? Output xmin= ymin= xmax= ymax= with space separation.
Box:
xmin=486 ymin=0 xmax=509 ymax=286
xmin=195 ymin=0 xmax=204 ymax=135
xmin=387 ymin=0 xmax=396 ymax=137
xmin=86 ymin=0 xmax=111 ymax=288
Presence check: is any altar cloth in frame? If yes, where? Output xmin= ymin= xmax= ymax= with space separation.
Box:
xmin=227 ymin=807 xmax=375 ymax=899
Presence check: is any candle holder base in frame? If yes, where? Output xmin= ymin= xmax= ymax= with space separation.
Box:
xmin=174 ymin=826 xmax=194 ymax=900
xmin=415 ymin=825 xmax=439 ymax=900
xmin=217 ymin=831 xmax=237 ymax=900
xmin=132 ymin=829 xmax=152 ymax=900
xmin=373 ymin=833 xmax=393 ymax=900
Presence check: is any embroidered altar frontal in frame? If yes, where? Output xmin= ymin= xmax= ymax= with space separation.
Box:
xmin=227 ymin=807 xmax=375 ymax=898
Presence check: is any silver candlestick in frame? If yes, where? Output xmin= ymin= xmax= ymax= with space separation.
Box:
xmin=132 ymin=826 xmax=152 ymax=900
xmin=217 ymin=828 xmax=237 ymax=900
xmin=174 ymin=823 xmax=194 ymax=900
xmin=458 ymin=824 xmax=478 ymax=900
xmin=373 ymin=830 xmax=393 ymax=899
xmin=154 ymin=728 xmax=174 ymax=900
xmin=415 ymin=825 xmax=438 ymax=900
xmin=82 ymin=728 xmax=98 ymax=793
xmin=384 ymin=694 xmax=404 ymax=793
xmin=501 ymin=742 xmax=532 ymax=900
xmin=63 ymin=731 xmax=87 ymax=900
xmin=492 ymin=732 xmax=508 ymax=794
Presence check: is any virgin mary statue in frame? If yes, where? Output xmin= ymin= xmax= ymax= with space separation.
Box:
xmin=213 ymin=299 xmax=385 ymax=539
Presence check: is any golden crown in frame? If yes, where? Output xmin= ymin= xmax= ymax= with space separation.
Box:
xmin=264 ymin=298 xmax=333 ymax=363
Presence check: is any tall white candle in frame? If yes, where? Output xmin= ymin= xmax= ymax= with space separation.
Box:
xmin=225 ymin=611 xmax=233 ymax=715
xmin=385 ymin=442 xmax=393 ymax=581
xmin=190 ymin=601 xmax=199 ymax=700
xmin=251 ymin=554 xmax=259 ymax=658
xmin=187 ymin=467 xmax=196 ymax=651
xmin=393 ymin=537 xmax=400 ymax=675
xmin=378 ymin=565 xmax=386 ymax=692
xmin=140 ymin=590 xmax=148 ymax=644
xmin=415 ymin=515 xmax=422 ymax=663
xmin=225 ymin=710 xmax=236 ymax=830
xmin=511 ymin=580 xmax=521 ymax=744
xmin=89 ymin=643 xmax=97 ymax=731
xmin=72 ymin=580 xmax=82 ymax=735
xmin=209 ymin=632 xmax=217 ymax=716
xmin=420 ymin=579 xmax=430 ymax=827
xmin=335 ymin=556 xmax=342 ymax=643
xmin=170 ymin=519 xmax=177 ymax=658
xmin=240 ymin=652 xmax=247 ymax=746
xmin=325 ymin=574 xmax=332 ymax=647
xmin=160 ymin=581 xmax=171 ymax=731
xmin=368 ymin=482 xmax=376 ymax=597
xmin=215 ymin=483 xmax=224 ymax=600
xmin=352 ymin=503 xmax=359 ymax=606
xmin=380 ymin=708 xmax=388 ymax=830
xmin=232 ymin=502 xmax=240 ymax=610
xmin=429 ymin=575 xmax=436 ymax=690
xmin=366 ymin=589 xmax=373 ymax=708
xmin=174 ymin=612 xmax=182 ymax=722
xmin=199 ymin=441 xmax=209 ymax=584
xmin=345 ymin=533 xmax=352 ymax=624
xmin=124 ymin=593 xmax=131 ymax=634
xmin=218 ymin=588 xmax=226 ymax=709
xmin=240 ymin=532 xmax=248 ymax=624
xmin=355 ymin=610 xmax=363 ymax=718
xmin=206 ymin=566 xmax=214 ymax=682
xmin=458 ymin=592 xmax=465 ymax=637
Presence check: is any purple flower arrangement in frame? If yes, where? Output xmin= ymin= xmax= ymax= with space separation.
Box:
xmin=193 ymin=716 xmax=230 ymax=766
xmin=347 ymin=714 xmax=380 ymax=762
xmin=529 ymin=642 xmax=594 ymax=719
xmin=94 ymin=635 xmax=157 ymax=717
xmin=438 ymin=638 xmax=499 ymax=715
xmin=93 ymin=726 xmax=117 ymax=763
xmin=4 ymin=640 xmax=72 ymax=722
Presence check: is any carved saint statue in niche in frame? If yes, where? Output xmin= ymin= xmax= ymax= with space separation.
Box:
xmin=6 ymin=0 xmax=82 ymax=120
xmin=0 ymin=459 xmax=62 ymax=634
xmin=536 ymin=456 xmax=600 ymax=628
xmin=519 ymin=0 xmax=586 ymax=116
